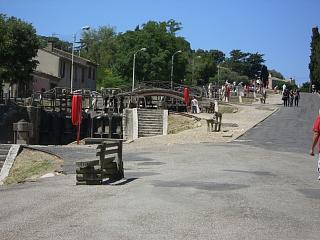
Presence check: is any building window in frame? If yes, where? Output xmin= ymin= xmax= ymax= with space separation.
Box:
xmin=88 ymin=67 xmax=91 ymax=79
xmin=92 ymin=68 xmax=96 ymax=80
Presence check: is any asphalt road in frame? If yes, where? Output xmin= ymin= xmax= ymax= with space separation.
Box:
xmin=236 ymin=93 xmax=320 ymax=153
xmin=1 ymin=93 xmax=320 ymax=240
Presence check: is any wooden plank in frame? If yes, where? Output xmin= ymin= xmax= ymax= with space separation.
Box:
xmin=105 ymin=148 xmax=119 ymax=155
xmin=76 ymin=174 xmax=102 ymax=181
xmin=76 ymin=166 xmax=101 ymax=174
xmin=104 ymin=143 xmax=119 ymax=148
xmin=118 ymin=141 xmax=123 ymax=172
xmin=100 ymin=156 xmax=116 ymax=165
xmin=102 ymin=168 xmax=118 ymax=176
xmin=76 ymin=160 xmax=99 ymax=168
xmin=101 ymin=161 xmax=117 ymax=170
xmin=76 ymin=180 xmax=102 ymax=185
xmin=96 ymin=151 xmax=105 ymax=157
xmin=96 ymin=143 xmax=107 ymax=150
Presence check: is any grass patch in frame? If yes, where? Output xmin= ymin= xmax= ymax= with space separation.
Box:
xmin=4 ymin=148 xmax=63 ymax=185
xmin=168 ymin=114 xmax=198 ymax=134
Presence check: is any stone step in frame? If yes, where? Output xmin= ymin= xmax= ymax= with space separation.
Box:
xmin=138 ymin=126 xmax=162 ymax=131
xmin=139 ymin=133 xmax=161 ymax=137
xmin=138 ymin=130 xmax=162 ymax=135
xmin=139 ymin=118 xmax=161 ymax=121
xmin=137 ymin=109 xmax=163 ymax=112
xmin=0 ymin=144 xmax=11 ymax=150
xmin=0 ymin=149 xmax=9 ymax=155
xmin=139 ymin=125 xmax=162 ymax=129
xmin=138 ymin=110 xmax=163 ymax=114
xmin=138 ymin=114 xmax=162 ymax=117
xmin=0 ymin=155 xmax=7 ymax=161
xmin=138 ymin=122 xmax=162 ymax=126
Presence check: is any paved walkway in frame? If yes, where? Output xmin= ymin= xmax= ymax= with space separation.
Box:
xmin=123 ymin=93 xmax=282 ymax=151
xmin=28 ymin=93 xmax=282 ymax=173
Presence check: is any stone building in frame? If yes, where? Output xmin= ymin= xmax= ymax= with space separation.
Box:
xmin=32 ymin=42 xmax=97 ymax=92
xmin=2 ymin=42 xmax=97 ymax=97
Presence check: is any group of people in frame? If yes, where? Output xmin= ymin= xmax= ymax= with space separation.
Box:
xmin=282 ymin=87 xmax=300 ymax=107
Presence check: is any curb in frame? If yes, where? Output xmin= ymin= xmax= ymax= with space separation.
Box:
xmin=0 ymin=145 xmax=21 ymax=185
xmin=229 ymin=106 xmax=280 ymax=143
xmin=22 ymin=145 xmax=62 ymax=159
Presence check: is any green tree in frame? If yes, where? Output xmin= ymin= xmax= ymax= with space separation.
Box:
xmin=0 ymin=14 xmax=40 ymax=97
xmin=269 ymin=69 xmax=284 ymax=79
xmin=81 ymin=26 xmax=120 ymax=89
xmin=260 ymin=65 xmax=269 ymax=87
xmin=300 ymin=82 xmax=310 ymax=92
xmin=210 ymin=67 xmax=249 ymax=86
xmin=113 ymin=20 xmax=190 ymax=87
xmin=225 ymin=50 xmax=265 ymax=81
xmin=309 ymin=26 xmax=320 ymax=91
xmin=38 ymin=35 xmax=72 ymax=52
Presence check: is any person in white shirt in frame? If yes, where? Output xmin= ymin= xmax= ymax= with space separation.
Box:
xmin=191 ymin=97 xmax=198 ymax=114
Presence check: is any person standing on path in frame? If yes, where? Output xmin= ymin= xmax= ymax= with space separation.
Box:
xmin=294 ymin=89 xmax=300 ymax=107
xmin=289 ymin=90 xmax=294 ymax=107
xmin=191 ymin=97 xmax=198 ymax=114
xmin=282 ymin=88 xmax=289 ymax=107
xmin=310 ymin=112 xmax=320 ymax=180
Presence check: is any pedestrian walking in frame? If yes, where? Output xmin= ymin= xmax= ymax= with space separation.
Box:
xmin=282 ymin=83 xmax=286 ymax=94
xmin=224 ymin=84 xmax=231 ymax=102
xmin=294 ymin=89 xmax=300 ymax=107
xmin=191 ymin=97 xmax=198 ymax=114
xmin=310 ymin=112 xmax=320 ymax=180
xmin=289 ymin=90 xmax=294 ymax=107
xmin=282 ymin=88 xmax=289 ymax=107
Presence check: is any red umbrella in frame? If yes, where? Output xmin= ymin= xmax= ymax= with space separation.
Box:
xmin=71 ymin=95 xmax=82 ymax=144
xmin=183 ymin=87 xmax=190 ymax=107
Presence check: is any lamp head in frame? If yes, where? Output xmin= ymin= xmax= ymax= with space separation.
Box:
xmin=82 ymin=26 xmax=90 ymax=30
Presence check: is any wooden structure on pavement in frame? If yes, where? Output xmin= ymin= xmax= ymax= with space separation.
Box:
xmin=76 ymin=139 xmax=124 ymax=185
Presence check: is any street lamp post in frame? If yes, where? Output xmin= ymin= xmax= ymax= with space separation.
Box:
xmin=71 ymin=26 xmax=90 ymax=92
xmin=170 ymin=50 xmax=182 ymax=89
xmin=132 ymin=48 xmax=147 ymax=92
xmin=192 ymin=55 xmax=201 ymax=86
xmin=217 ymin=64 xmax=228 ymax=86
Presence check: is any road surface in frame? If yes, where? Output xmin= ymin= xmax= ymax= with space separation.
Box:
xmin=0 ymin=93 xmax=320 ymax=240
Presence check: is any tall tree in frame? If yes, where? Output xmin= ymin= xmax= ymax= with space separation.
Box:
xmin=0 ymin=14 xmax=40 ymax=96
xmin=225 ymin=50 xmax=265 ymax=81
xmin=309 ymin=26 xmax=320 ymax=91
xmin=81 ymin=26 xmax=119 ymax=89
xmin=260 ymin=65 xmax=269 ymax=87
xmin=113 ymin=20 xmax=190 ymax=87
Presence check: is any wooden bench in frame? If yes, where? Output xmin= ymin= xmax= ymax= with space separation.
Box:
xmin=201 ymin=100 xmax=215 ymax=113
xmin=76 ymin=139 xmax=124 ymax=185
xmin=206 ymin=112 xmax=222 ymax=132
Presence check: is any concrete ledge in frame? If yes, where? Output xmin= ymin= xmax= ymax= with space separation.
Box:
xmin=0 ymin=144 xmax=21 ymax=185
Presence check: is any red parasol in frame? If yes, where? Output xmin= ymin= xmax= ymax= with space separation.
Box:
xmin=71 ymin=95 xmax=82 ymax=144
xmin=183 ymin=87 xmax=190 ymax=106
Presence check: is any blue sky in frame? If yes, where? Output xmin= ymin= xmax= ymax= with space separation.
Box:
xmin=1 ymin=0 xmax=319 ymax=84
